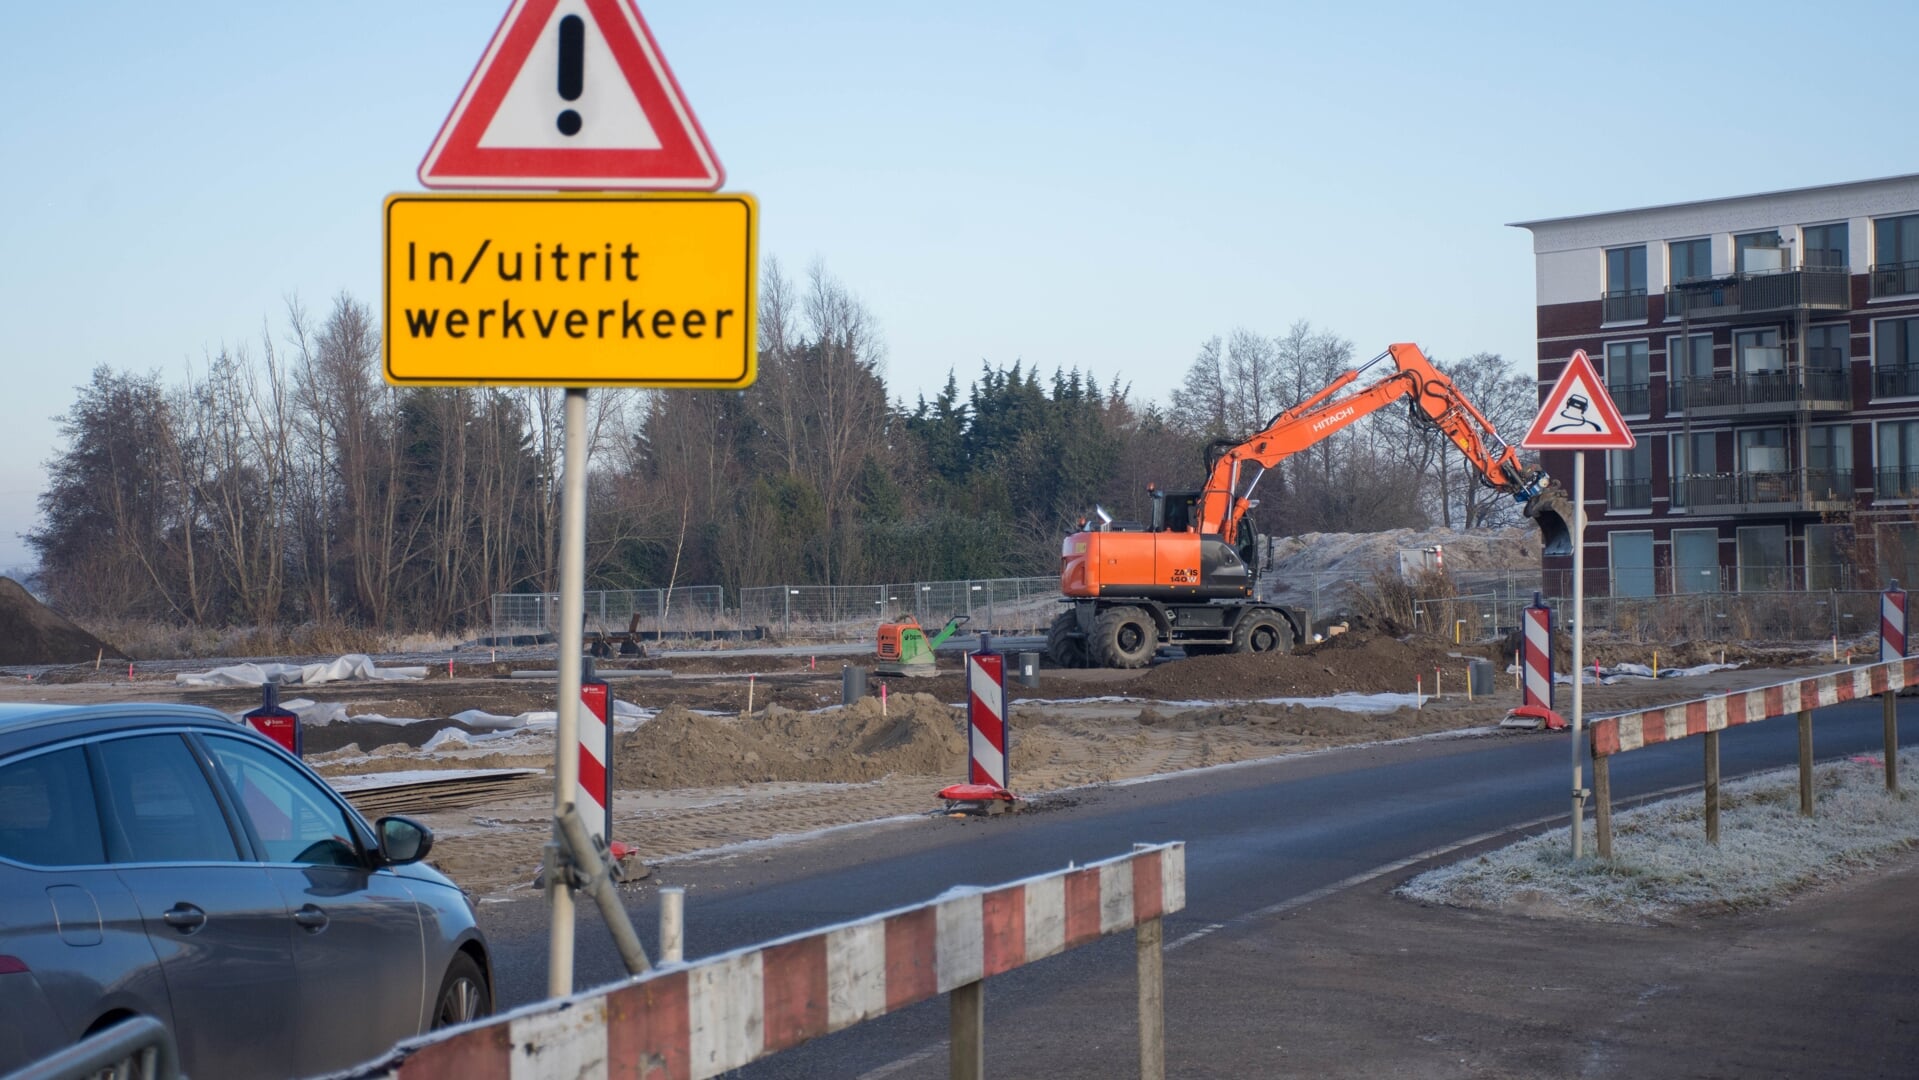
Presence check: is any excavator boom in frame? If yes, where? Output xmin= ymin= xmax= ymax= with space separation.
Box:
xmin=1196 ymin=343 xmax=1572 ymax=556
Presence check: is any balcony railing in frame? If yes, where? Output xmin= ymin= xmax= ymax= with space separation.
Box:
xmin=1674 ymin=369 xmax=1850 ymax=413
xmin=1607 ymin=477 xmax=1653 ymax=510
xmin=1871 ymin=261 xmax=1919 ymax=299
xmin=1606 ymin=381 xmax=1650 ymax=416
xmin=1603 ymin=288 xmax=1648 ymax=322
xmin=1874 ymin=364 xmax=1919 ymax=398
xmin=1877 ymin=465 xmax=1919 ymax=500
xmin=1664 ymin=266 xmax=1851 ymax=317
xmin=1681 ymin=470 xmax=1851 ymax=513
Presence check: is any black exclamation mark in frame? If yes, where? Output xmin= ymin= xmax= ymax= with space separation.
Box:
xmin=556 ymin=14 xmax=584 ymax=136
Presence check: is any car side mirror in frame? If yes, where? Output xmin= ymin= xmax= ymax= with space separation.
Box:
xmin=376 ymin=816 xmax=435 ymax=865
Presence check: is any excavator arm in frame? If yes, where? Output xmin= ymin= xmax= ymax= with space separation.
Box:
xmin=1196 ymin=343 xmax=1574 ymax=556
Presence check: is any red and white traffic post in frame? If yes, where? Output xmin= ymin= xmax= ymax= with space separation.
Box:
xmin=578 ymin=658 xmax=612 ymax=845
xmin=1523 ymin=349 xmax=1635 ymax=858
xmin=939 ymin=633 xmax=1017 ymax=807
xmin=1881 ymin=580 xmax=1907 ymax=662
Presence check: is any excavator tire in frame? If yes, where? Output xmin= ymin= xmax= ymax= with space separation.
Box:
xmin=1090 ymin=605 xmax=1157 ymax=669
xmin=1232 ymin=610 xmax=1294 ymax=656
xmin=1046 ymin=611 xmax=1089 ymax=669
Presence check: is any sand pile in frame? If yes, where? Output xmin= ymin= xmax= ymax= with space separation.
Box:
xmin=0 ymin=578 xmax=125 ymax=665
xmin=614 ymin=693 xmax=966 ymax=787
xmin=1129 ymin=632 xmax=1490 ymax=700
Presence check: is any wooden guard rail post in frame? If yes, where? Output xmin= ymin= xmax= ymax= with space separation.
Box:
xmin=344 ymin=842 xmax=1187 ymax=1080
xmin=1589 ymin=659 xmax=1915 ymax=853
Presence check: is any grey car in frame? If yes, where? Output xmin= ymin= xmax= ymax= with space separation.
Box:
xmin=0 ymin=702 xmax=493 ymax=1078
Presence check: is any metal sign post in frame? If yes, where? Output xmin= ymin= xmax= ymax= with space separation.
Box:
xmin=548 ymin=387 xmax=589 ymax=996
xmin=1568 ymin=451 xmax=1587 ymax=858
xmin=1522 ymin=349 xmax=1634 ymax=860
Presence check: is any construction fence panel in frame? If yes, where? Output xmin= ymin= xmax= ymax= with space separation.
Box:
xmin=490 ymin=587 xmax=728 ymax=639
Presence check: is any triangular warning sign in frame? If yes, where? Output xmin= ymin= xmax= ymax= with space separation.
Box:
xmin=419 ymin=0 xmax=723 ymax=190
xmin=1522 ymin=349 xmax=1636 ymax=450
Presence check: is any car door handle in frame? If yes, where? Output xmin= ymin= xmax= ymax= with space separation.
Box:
xmin=161 ymin=903 xmax=206 ymax=933
xmin=292 ymin=904 xmax=328 ymax=932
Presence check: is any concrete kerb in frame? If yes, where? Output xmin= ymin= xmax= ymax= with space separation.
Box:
xmin=339 ymin=842 xmax=1186 ymax=1080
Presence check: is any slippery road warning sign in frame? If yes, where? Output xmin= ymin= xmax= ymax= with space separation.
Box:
xmin=419 ymin=0 xmax=724 ymax=190
xmin=382 ymin=192 xmax=757 ymax=387
xmin=1522 ymin=349 xmax=1636 ymax=450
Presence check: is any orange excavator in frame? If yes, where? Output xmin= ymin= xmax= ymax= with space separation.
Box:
xmin=1048 ymin=343 xmax=1575 ymax=668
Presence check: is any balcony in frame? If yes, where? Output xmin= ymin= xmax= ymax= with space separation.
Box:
xmin=1875 ymin=364 xmax=1919 ymax=399
xmin=1606 ymin=381 xmax=1650 ymax=416
xmin=1877 ymin=465 xmax=1919 ymax=500
xmin=1603 ymin=288 xmax=1648 ymax=322
xmin=1606 ymin=477 xmax=1652 ymax=511
xmin=1680 ymin=470 xmax=1852 ymax=515
xmin=1871 ymin=261 xmax=1919 ymax=299
xmin=1664 ymin=266 xmax=1851 ymax=320
xmin=1673 ymin=369 xmax=1851 ymax=416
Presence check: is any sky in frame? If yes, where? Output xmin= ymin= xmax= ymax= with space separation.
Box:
xmin=2 ymin=0 xmax=1914 ymax=574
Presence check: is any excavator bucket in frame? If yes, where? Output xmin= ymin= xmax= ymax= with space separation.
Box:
xmin=1523 ymin=483 xmax=1576 ymax=557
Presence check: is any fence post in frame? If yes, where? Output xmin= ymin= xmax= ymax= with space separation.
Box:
xmin=1798 ymin=708 xmax=1815 ymax=816
xmin=950 ymin=981 xmax=984 ymax=1080
xmin=1135 ymin=843 xmax=1166 ymax=1080
xmin=660 ymin=887 xmax=684 ymax=965
xmin=1704 ymin=729 xmax=1721 ymax=844
xmin=1593 ymin=753 xmax=1612 ymax=859
xmin=1885 ymin=690 xmax=1901 ymax=794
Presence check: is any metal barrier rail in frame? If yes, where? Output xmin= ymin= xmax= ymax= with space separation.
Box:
xmin=345 ymin=842 xmax=1186 ymax=1080
xmin=9 ymin=1016 xmax=180 ymax=1080
xmin=1587 ymin=659 xmax=1910 ymax=854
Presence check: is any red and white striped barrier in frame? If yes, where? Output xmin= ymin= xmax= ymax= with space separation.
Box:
xmin=967 ymin=648 xmax=1007 ymax=790
xmin=350 ymin=843 xmax=1186 ymax=1079
xmin=1882 ymin=583 xmax=1907 ymax=664
xmin=1521 ymin=600 xmax=1553 ymax=712
xmin=1592 ymin=657 xmax=1919 ymax=757
xmin=579 ymin=671 xmax=612 ymax=844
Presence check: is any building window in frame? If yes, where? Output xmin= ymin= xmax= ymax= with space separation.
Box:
xmin=1667 ymin=333 xmax=1712 ymax=411
xmin=1872 ymin=214 xmax=1919 ymax=297
xmin=1672 ymin=431 xmax=1717 ymax=509
xmin=1736 ymin=525 xmax=1789 ymax=591
xmin=1874 ymin=317 xmax=1919 ymax=398
xmin=1736 ymin=230 xmax=1785 ymax=273
xmin=1880 ymin=523 xmax=1919 ymax=590
xmin=1604 ymin=340 xmax=1650 ymax=416
xmin=1605 ymin=245 xmax=1647 ymax=321
xmin=1669 ymin=237 xmax=1712 ymax=283
xmin=1738 ymin=427 xmax=1788 ymax=474
xmin=1807 ymin=425 xmax=1852 ymax=498
xmin=1735 ymin=327 xmax=1784 ymax=376
xmin=1607 ymin=442 xmax=1652 ymax=510
xmin=1806 ymin=523 xmax=1850 ymax=590
xmin=1610 ymin=531 xmax=1655 ymax=597
xmin=1877 ymin=419 xmax=1919 ymax=499
xmin=1803 ymin=222 xmax=1849 ymax=269
xmin=1673 ymin=528 xmax=1720 ymax=593
xmin=1807 ymin=324 xmax=1849 ymax=371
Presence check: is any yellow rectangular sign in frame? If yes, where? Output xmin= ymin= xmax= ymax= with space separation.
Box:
xmin=382 ymin=192 xmax=757 ymax=388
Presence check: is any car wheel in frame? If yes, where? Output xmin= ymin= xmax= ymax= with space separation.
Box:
xmin=432 ymin=953 xmax=491 ymax=1029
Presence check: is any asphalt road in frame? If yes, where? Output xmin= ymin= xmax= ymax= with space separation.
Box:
xmin=476 ymin=696 xmax=1917 ymax=1076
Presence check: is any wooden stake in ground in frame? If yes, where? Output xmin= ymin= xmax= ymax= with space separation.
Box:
xmin=950 ymin=981 xmax=983 ymax=1080
xmin=1885 ymin=691 xmax=1901 ymax=793
xmin=1594 ymin=753 xmax=1612 ymax=859
xmin=1704 ymin=729 xmax=1721 ymax=844
xmin=1798 ymin=708 xmax=1814 ymax=817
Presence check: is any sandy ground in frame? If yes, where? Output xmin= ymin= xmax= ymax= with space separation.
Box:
xmin=0 ymin=635 xmax=1857 ymax=899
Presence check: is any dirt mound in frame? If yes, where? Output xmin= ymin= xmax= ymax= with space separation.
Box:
xmin=0 ymin=578 xmax=125 ymax=665
xmin=613 ymin=693 xmax=966 ymax=788
xmin=1128 ymin=632 xmax=1492 ymax=700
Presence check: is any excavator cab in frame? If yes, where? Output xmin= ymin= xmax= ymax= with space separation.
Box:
xmin=1149 ymin=489 xmax=1201 ymax=533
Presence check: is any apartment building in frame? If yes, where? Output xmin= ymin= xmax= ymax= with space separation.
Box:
xmin=1513 ymin=174 xmax=1919 ymax=598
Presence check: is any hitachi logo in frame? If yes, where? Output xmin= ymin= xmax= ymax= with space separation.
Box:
xmin=1311 ymin=406 xmax=1356 ymax=433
